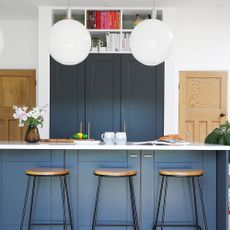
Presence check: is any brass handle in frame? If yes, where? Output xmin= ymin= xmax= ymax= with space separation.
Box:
xmin=87 ymin=122 xmax=91 ymax=139
xmin=220 ymin=113 xmax=226 ymax=118
xmin=80 ymin=122 xmax=83 ymax=133
xmin=123 ymin=122 xmax=126 ymax=132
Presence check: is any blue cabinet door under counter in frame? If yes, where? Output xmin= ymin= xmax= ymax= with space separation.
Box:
xmin=0 ymin=142 xmax=228 ymax=230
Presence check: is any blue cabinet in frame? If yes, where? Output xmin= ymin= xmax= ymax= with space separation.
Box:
xmin=50 ymin=54 xmax=165 ymax=141
xmin=76 ymin=150 xmax=140 ymax=230
xmin=0 ymin=149 xmax=223 ymax=230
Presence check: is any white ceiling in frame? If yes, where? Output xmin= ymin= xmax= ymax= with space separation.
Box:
xmin=0 ymin=0 xmax=228 ymax=20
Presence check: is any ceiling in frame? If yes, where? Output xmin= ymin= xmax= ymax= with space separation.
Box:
xmin=0 ymin=0 xmax=228 ymax=20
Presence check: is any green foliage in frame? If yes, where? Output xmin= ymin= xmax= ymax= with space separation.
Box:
xmin=205 ymin=121 xmax=230 ymax=145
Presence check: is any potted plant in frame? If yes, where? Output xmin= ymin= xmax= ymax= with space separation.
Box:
xmin=205 ymin=121 xmax=230 ymax=145
xmin=13 ymin=105 xmax=47 ymax=143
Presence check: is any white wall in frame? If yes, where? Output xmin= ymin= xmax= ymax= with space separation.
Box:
xmin=38 ymin=6 xmax=230 ymax=138
xmin=164 ymin=6 xmax=230 ymax=134
xmin=0 ymin=20 xmax=38 ymax=69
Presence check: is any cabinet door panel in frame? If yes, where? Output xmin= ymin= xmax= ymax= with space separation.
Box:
xmin=77 ymin=162 xmax=129 ymax=230
xmin=1 ymin=162 xmax=51 ymax=228
xmin=85 ymin=54 xmax=121 ymax=140
xmin=154 ymin=163 xmax=203 ymax=226
xmin=121 ymin=55 xmax=164 ymax=141
xmin=50 ymin=57 xmax=85 ymax=138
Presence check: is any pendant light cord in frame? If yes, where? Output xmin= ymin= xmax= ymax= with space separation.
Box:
xmin=152 ymin=0 xmax=156 ymax=19
xmin=67 ymin=0 xmax=71 ymax=19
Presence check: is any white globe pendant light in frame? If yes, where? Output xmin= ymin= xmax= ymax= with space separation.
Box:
xmin=130 ymin=1 xmax=174 ymax=66
xmin=48 ymin=1 xmax=91 ymax=65
xmin=0 ymin=29 xmax=4 ymax=55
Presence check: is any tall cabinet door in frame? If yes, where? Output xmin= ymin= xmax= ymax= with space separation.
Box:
xmin=85 ymin=54 xmax=121 ymax=140
xmin=121 ymin=55 xmax=164 ymax=141
xmin=50 ymin=57 xmax=85 ymax=138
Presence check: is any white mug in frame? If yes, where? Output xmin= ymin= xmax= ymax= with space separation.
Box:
xmin=101 ymin=132 xmax=115 ymax=144
xmin=115 ymin=132 xmax=127 ymax=145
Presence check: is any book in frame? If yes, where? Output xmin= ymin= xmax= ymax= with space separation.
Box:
xmin=132 ymin=140 xmax=190 ymax=145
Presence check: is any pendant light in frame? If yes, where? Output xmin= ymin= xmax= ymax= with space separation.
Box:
xmin=0 ymin=29 xmax=4 ymax=55
xmin=130 ymin=0 xmax=174 ymax=66
xmin=48 ymin=0 xmax=91 ymax=65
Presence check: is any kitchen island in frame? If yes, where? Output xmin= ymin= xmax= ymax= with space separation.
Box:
xmin=0 ymin=142 xmax=228 ymax=230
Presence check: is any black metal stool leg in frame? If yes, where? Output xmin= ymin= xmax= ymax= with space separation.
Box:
xmin=191 ymin=177 xmax=201 ymax=230
xmin=60 ymin=176 xmax=67 ymax=230
xmin=28 ymin=176 xmax=36 ymax=230
xmin=20 ymin=176 xmax=31 ymax=230
xmin=92 ymin=176 xmax=102 ymax=230
xmin=197 ymin=177 xmax=208 ymax=230
xmin=129 ymin=176 xmax=139 ymax=230
xmin=63 ymin=176 xmax=74 ymax=230
xmin=153 ymin=176 xmax=165 ymax=230
xmin=161 ymin=176 xmax=169 ymax=230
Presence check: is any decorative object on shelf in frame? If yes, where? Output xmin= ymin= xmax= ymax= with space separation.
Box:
xmin=133 ymin=14 xmax=143 ymax=27
xmin=13 ymin=105 xmax=47 ymax=143
xmin=0 ymin=28 xmax=4 ymax=55
xmin=48 ymin=0 xmax=91 ymax=65
xmin=205 ymin=121 xmax=230 ymax=145
xmin=130 ymin=0 xmax=174 ymax=66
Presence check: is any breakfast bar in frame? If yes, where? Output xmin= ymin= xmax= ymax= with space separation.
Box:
xmin=0 ymin=142 xmax=228 ymax=230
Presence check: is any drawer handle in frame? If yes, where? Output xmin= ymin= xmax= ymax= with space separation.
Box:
xmin=130 ymin=154 xmax=138 ymax=158
xmin=144 ymin=154 xmax=152 ymax=158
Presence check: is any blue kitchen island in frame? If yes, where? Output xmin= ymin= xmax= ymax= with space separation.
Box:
xmin=0 ymin=142 xmax=228 ymax=230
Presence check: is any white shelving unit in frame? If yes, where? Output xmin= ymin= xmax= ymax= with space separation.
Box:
xmin=52 ymin=8 xmax=163 ymax=54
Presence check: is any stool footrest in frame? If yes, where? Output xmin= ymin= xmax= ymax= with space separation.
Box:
xmin=153 ymin=224 xmax=202 ymax=228
xmin=31 ymin=222 xmax=71 ymax=226
xmin=96 ymin=221 xmax=134 ymax=227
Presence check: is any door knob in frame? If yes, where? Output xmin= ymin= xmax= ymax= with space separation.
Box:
xmin=220 ymin=113 xmax=226 ymax=117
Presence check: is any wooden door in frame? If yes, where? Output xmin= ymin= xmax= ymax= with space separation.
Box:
xmin=0 ymin=70 xmax=36 ymax=141
xmin=121 ymin=55 xmax=164 ymax=141
xmin=179 ymin=71 xmax=227 ymax=143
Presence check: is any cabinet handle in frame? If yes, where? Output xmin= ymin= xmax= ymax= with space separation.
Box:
xmin=130 ymin=154 xmax=138 ymax=158
xmin=144 ymin=154 xmax=152 ymax=158
xmin=87 ymin=122 xmax=90 ymax=139
xmin=123 ymin=122 xmax=126 ymax=132
xmin=80 ymin=121 xmax=83 ymax=133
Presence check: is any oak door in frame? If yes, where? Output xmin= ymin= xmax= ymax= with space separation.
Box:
xmin=0 ymin=70 xmax=36 ymax=141
xmin=179 ymin=71 xmax=227 ymax=143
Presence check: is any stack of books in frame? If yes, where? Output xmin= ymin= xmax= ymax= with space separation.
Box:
xmin=106 ymin=32 xmax=131 ymax=52
xmin=87 ymin=11 xmax=120 ymax=29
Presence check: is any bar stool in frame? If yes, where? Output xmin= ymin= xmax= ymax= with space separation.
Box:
xmin=153 ymin=169 xmax=208 ymax=230
xmin=92 ymin=168 xmax=139 ymax=230
xmin=19 ymin=168 xmax=74 ymax=230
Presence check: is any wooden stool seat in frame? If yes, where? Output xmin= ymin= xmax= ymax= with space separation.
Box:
xmin=94 ymin=168 xmax=137 ymax=177
xmin=159 ymin=169 xmax=204 ymax=177
xmin=25 ymin=168 xmax=70 ymax=176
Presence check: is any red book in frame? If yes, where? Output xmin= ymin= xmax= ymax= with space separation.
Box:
xmin=109 ymin=11 xmax=113 ymax=29
xmin=93 ymin=11 xmax=96 ymax=29
xmin=117 ymin=11 xmax=120 ymax=29
xmin=105 ymin=11 xmax=109 ymax=29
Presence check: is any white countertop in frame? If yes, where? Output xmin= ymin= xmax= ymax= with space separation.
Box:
xmin=0 ymin=141 xmax=229 ymax=151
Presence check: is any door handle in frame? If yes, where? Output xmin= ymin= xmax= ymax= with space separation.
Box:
xmin=130 ymin=154 xmax=138 ymax=158
xmin=143 ymin=154 xmax=152 ymax=158
xmin=87 ymin=122 xmax=91 ymax=139
xmin=80 ymin=121 xmax=83 ymax=133
xmin=220 ymin=113 xmax=226 ymax=118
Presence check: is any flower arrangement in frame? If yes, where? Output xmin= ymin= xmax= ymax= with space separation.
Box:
xmin=13 ymin=105 xmax=47 ymax=128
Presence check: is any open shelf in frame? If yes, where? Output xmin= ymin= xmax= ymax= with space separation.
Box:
xmin=52 ymin=7 xmax=163 ymax=54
